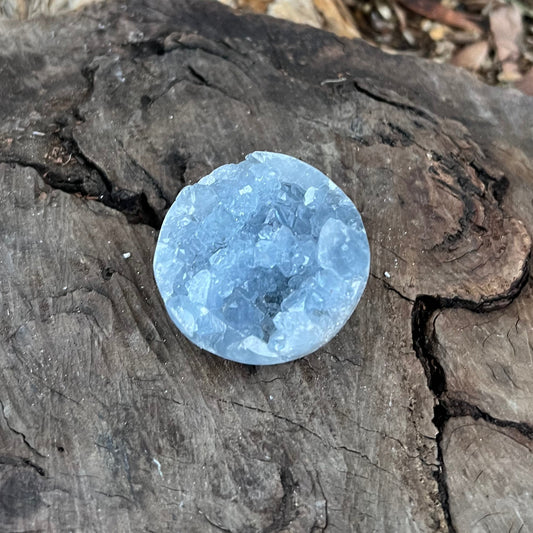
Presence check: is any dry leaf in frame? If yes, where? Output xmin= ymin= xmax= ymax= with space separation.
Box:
xmin=313 ymin=0 xmax=361 ymax=38
xmin=451 ymin=40 xmax=489 ymax=70
xmin=499 ymin=63 xmax=523 ymax=82
xmin=397 ymin=0 xmax=482 ymax=34
xmin=219 ymin=0 xmax=238 ymax=7
xmin=236 ymin=0 xmax=271 ymax=12
xmin=429 ymin=23 xmax=449 ymax=41
xmin=448 ymin=30 xmax=484 ymax=45
xmin=514 ymin=66 xmax=533 ymax=95
xmin=1 ymin=0 xmax=100 ymax=20
xmin=490 ymin=5 xmax=523 ymax=82
xmin=462 ymin=0 xmax=491 ymax=13
xmin=376 ymin=1 xmax=393 ymax=20
xmin=433 ymin=39 xmax=456 ymax=62
xmin=392 ymin=2 xmax=407 ymax=30
xmin=267 ymin=0 xmax=323 ymax=28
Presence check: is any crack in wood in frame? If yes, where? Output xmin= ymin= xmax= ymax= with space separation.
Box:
xmin=439 ymin=397 xmax=533 ymax=440
xmin=0 ymin=454 xmax=45 ymax=477
xmin=411 ymin=248 xmax=532 ymax=532
xmin=200 ymin=510 xmax=232 ymax=532
xmin=0 ymin=56 xmax=164 ymax=229
xmin=219 ymin=398 xmax=404 ymax=484
xmin=350 ymin=79 xmax=438 ymax=126
xmin=186 ymin=64 xmax=253 ymax=111
xmin=0 ymin=149 xmax=162 ymax=229
xmin=370 ymin=273 xmax=415 ymax=303
xmin=0 ymin=399 xmax=46 ymax=460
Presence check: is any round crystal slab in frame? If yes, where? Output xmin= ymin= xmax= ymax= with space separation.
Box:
xmin=153 ymin=152 xmax=370 ymax=365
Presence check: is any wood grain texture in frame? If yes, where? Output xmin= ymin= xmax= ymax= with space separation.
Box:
xmin=442 ymin=417 xmax=533 ymax=533
xmin=435 ymin=283 xmax=533 ymax=426
xmin=0 ymin=0 xmax=532 ymax=531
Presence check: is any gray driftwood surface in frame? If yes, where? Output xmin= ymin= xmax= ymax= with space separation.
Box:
xmin=1 ymin=0 xmax=533 ymax=531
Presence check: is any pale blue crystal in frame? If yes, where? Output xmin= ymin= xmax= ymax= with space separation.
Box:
xmin=153 ymin=152 xmax=370 ymax=365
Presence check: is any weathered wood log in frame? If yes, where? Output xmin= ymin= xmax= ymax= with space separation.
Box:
xmin=1 ymin=0 xmax=532 ymax=531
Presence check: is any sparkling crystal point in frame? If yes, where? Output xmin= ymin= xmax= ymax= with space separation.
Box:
xmin=153 ymin=152 xmax=370 ymax=365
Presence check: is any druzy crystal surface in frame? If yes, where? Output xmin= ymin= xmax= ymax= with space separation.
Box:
xmin=153 ymin=152 xmax=370 ymax=365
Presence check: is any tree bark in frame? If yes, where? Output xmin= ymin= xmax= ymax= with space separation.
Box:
xmin=0 ymin=1 xmax=532 ymax=531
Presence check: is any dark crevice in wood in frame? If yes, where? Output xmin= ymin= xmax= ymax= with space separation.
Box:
xmin=469 ymin=160 xmax=510 ymax=206
xmin=0 ymin=399 xmax=46 ymax=460
xmin=429 ymin=156 xmax=486 ymax=255
xmin=411 ymin=298 xmax=456 ymax=532
xmin=102 ymin=266 xmax=116 ymax=281
xmin=186 ymin=65 xmax=251 ymax=109
xmin=385 ymin=122 xmax=415 ymax=147
xmin=0 ymin=455 xmax=46 ymax=477
xmin=412 ymin=296 xmax=448 ymax=397
xmin=411 ymin=251 xmax=531 ymax=532
xmin=431 ymin=403 xmax=457 ymax=533
xmin=64 ymin=57 xmax=167 ymax=228
xmin=1 ymin=56 xmax=163 ymax=229
xmin=201 ymin=513 xmax=232 ymax=533
xmin=108 ymin=189 xmax=162 ymax=228
xmin=61 ymin=128 xmax=164 ymax=229
xmin=263 ymin=453 xmax=298 ymax=532
xmin=350 ymin=80 xmax=438 ymax=126
xmin=187 ymin=65 xmax=209 ymax=86
xmin=115 ymin=138 xmax=172 ymax=208
xmin=370 ymin=273 xmax=415 ymax=303
xmin=440 ymin=398 xmax=533 ymax=440
xmin=57 ymin=128 xmax=113 ymax=193
xmin=78 ymin=62 xmax=99 ymax=113
xmin=0 ymin=155 xmax=162 ymax=229
xmin=429 ymin=396 xmax=533 ymax=533
xmin=125 ymin=37 xmax=167 ymax=59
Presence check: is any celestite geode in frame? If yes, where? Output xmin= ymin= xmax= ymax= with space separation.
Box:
xmin=153 ymin=152 xmax=370 ymax=365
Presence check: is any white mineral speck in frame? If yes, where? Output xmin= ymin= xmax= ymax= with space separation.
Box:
xmin=384 ymin=271 xmax=391 ymax=278
xmin=152 ymin=458 xmax=163 ymax=478
xmin=114 ymin=66 xmax=125 ymax=83
xmin=122 ymin=252 xmax=131 ymax=259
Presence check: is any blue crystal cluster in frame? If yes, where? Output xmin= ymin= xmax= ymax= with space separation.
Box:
xmin=154 ymin=152 xmax=370 ymax=365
